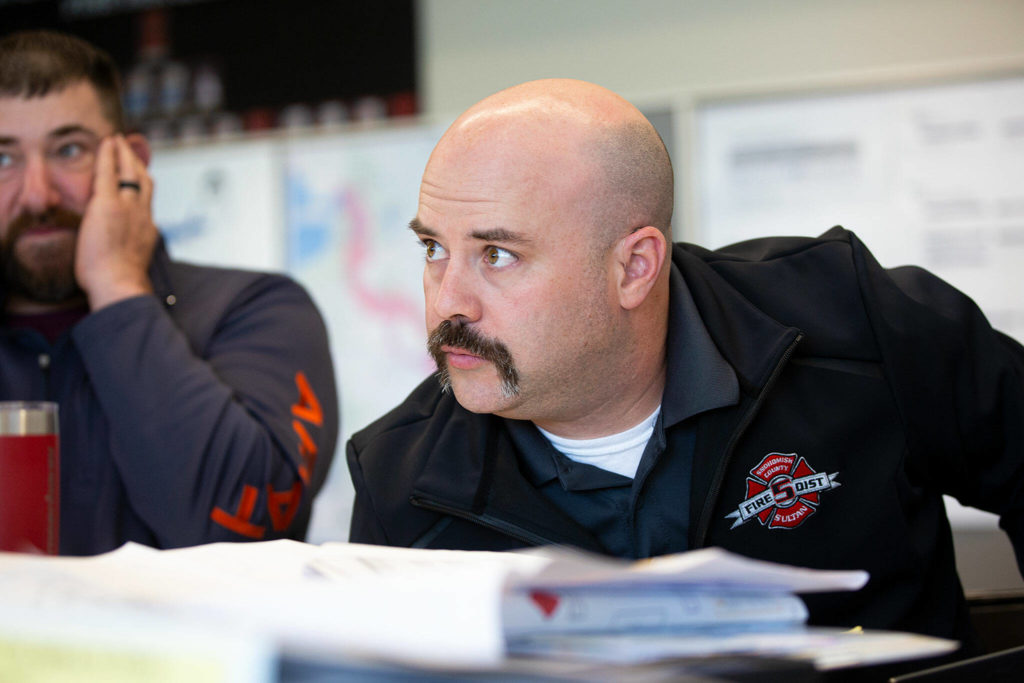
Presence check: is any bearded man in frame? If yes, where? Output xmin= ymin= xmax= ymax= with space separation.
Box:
xmin=0 ymin=30 xmax=338 ymax=554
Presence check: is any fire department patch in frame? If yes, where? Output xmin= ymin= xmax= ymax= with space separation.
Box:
xmin=725 ymin=452 xmax=840 ymax=530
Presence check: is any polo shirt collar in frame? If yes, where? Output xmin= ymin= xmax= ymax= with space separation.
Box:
xmin=507 ymin=419 xmax=632 ymax=490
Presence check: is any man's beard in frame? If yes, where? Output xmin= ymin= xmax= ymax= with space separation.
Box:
xmin=1 ymin=208 xmax=83 ymax=304
xmin=427 ymin=319 xmax=521 ymax=399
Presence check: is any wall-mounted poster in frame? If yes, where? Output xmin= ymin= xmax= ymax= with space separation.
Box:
xmin=697 ymin=77 xmax=1024 ymax=343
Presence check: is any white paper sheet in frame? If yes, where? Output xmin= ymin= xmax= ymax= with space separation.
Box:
xmin=311 ymin=543 xmax=868 ymax=593
xmin=0 ymin=541 xmax=507 ymax=668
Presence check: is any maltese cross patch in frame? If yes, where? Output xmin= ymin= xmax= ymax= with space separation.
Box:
xmin=725 ymin=452 xmax=840 ymax=530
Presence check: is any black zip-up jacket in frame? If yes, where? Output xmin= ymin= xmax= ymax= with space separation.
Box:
xmin=348 ymin=228 xmax=1024 ymax=642
xmin=1 ymin=239 xmax=339 ymax=555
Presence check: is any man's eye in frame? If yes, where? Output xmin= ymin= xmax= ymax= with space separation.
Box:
xmin=484 ymin=246 xmax=517 ymax=268
xmin=0 ymin=152 xmax=13 ymax=169
xmin=423 ymin=239 xmax=448 ymax=261
xmin=50 ymin=141 xmax=94 ymax=163
xmin=53 ymin=142 xmax=85 ymax=160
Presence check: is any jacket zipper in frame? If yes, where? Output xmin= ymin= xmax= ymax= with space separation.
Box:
xmin=693 ymin=332 xmax=804 ymax=547
xmin=409 ymin=495 xmax=556 ymax=547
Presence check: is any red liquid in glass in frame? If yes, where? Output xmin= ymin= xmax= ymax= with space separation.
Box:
xmin=0 ymin=434 xmax=59 ymax=554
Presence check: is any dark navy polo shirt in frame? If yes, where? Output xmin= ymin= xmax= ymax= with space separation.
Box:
xmin=507 ymin=264 xmax=739 ymax=559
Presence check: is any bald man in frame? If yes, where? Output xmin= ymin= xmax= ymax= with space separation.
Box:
xmin=348 ymin=79 xmax=1024 ymax=647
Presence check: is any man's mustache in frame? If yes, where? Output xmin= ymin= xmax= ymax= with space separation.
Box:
xmin=426 ymin=320 xmax=520 ymax=398
xmin=4 ymin=208 xmax=82 ymax=245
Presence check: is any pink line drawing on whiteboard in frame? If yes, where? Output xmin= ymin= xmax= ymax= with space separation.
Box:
xmin=339 ymin=187 xmax=435 ymax=373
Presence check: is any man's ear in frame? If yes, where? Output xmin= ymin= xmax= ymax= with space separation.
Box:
xmin=615 ymin=226 xmax=668 ymax=310
xmin=126 ymin=133 xmax=152 ymax=167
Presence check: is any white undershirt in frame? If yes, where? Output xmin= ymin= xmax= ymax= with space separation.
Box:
xmin=536 ymin=405 xmax=662 ymax=479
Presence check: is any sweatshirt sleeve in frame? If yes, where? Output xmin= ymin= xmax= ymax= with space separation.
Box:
xmin=71 ymin=275 xmax=339 ymax=548
xmin=851 ymin=233 xmax=1024 ymax=575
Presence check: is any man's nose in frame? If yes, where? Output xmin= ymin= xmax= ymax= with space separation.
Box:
xmin=431 ymin=260 xmax=482 ymax=323
xmin=17 ymin=156 xmax=60 ymax=214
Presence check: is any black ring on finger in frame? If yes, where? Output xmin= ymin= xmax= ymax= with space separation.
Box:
xmin=118 ymin=180 xmax=142 ymax=191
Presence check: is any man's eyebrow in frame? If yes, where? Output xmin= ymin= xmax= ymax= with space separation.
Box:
xmin=48 ymin=125 xmax=100 ymax=140
xmin=470 ymin=228 xmax=530 ymax=245
xmin=408 ymin=217 xmax=436 ymax=237
xmin=0 ymin=126 xmax=99 ymax=148
xmin=407 ymin=219 xmax=531 ymax=246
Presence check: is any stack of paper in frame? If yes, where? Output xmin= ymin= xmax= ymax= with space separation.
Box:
xmin=496 ymin=546 xmax=850 ymax=640
xmin=0 ymin=541 xmax=958 ymax=678
xmin=308 ymin=543 xmax=957 ymax=669
xmin=504 ymin=584 xmax=810 ymax=641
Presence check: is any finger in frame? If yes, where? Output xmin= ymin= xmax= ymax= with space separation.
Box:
xmin=114 ymin=136 xmax=142 ymax=189
xmin=92 ymin=137 xmax=118 ymax=196
xmin=138 ymin=169 xmax=155 ymax=207
xmin=117 ymin=136 xmax=155 ymax=210
xmin=123 ymin=164 xmax=155 ymax=207
xmin=115 ymin=144 xmax=149 ymax=197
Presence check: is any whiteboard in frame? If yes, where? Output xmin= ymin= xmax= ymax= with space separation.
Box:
xmin=150 ymin=140 xmax=284 ymax=272
xmin=696 ymin=76 xmax=1024 ymax=343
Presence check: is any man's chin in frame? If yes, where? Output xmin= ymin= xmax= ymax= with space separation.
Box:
xmin=447 ymin=377 xmax=521 ymax=416
xmin=3 ymin=265 xmax=81 ymax=306
xmin=3 ymin=239 xmax=80 ymax=304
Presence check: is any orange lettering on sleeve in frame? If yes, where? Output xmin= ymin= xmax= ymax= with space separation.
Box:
xmin=291 ymin=371 xmax=323 ymax=426
xmin=292 ymin=419 xmax=317 ymax=485
xmin=267 ymin=482 xmax=303 ymax=531
xmin=210 ymin=484 xmax=266 ymax=539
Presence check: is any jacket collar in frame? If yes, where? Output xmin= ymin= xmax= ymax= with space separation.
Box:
xmin=662 ymin=258 xmax=740 ymax=427
xmin=672 ymin=243 xmax=802 ymax=395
